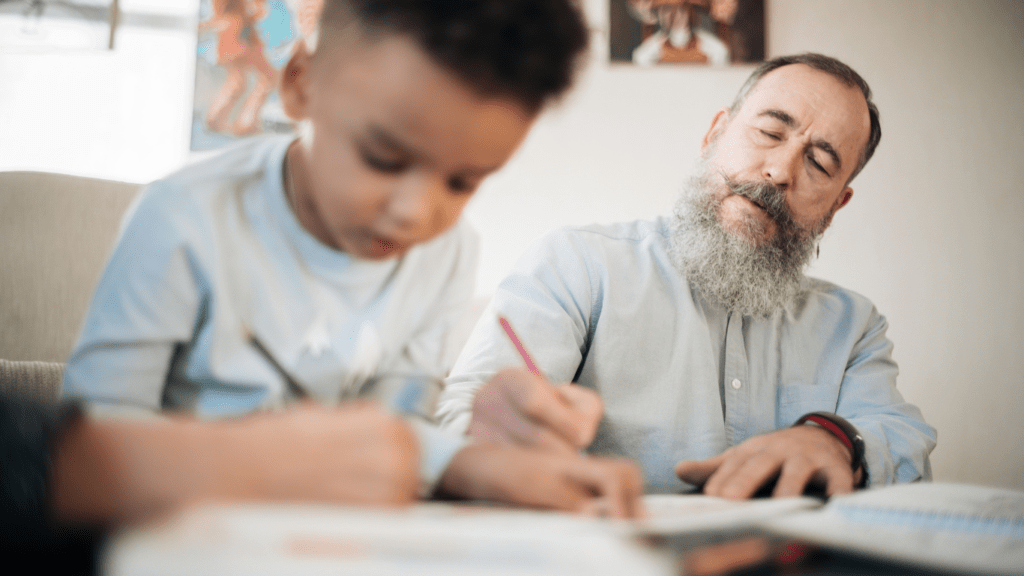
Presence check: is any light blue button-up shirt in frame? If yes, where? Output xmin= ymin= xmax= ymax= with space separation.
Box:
xmin=439 ymin=217 xmax=936 ymax=492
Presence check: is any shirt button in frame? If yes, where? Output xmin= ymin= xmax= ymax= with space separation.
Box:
xmin=731 ymin=378 xmax=742 ymax=390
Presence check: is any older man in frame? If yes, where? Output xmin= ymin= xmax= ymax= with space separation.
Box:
xmin=438 ymin=53 xmax=936 ymax=497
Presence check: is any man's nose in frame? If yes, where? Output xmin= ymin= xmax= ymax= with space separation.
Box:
xmin=761 ymin=144 xmax=801 ymax=189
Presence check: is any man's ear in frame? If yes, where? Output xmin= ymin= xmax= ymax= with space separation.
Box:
xmin=280 ymin=43 xmax=313 ymax=121
xmin=824 ymin=187 xmax=854 ymax=228
xmin=837 ymin=188 xmax=854 ymax=211
xmin=700 ymin=107 xmax=730 ymax=157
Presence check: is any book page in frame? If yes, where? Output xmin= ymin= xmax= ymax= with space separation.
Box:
xmin=632 ymin=493 xmax=823 ymax=535
xmin=764 ymin=482 xmax=1024 ymax=575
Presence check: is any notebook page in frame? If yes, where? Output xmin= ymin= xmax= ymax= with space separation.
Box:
xmin=763 ymin=482 xmax=1024 ymax=575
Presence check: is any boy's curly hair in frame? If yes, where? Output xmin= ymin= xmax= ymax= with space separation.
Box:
xmin=320 ymin=0 xmax=590 ymax=112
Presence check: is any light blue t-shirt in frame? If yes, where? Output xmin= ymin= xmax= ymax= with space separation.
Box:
xmin=439 ymin=218 xmax=936 ymax=492
xmin=64 ymin=134 xmax=476 ymax=486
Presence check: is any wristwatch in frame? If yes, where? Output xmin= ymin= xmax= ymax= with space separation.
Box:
xmin=793 ymin=411 xmax=868 ymax=487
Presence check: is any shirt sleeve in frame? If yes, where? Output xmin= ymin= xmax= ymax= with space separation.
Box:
xmin=407 ymin=419 xmax=470 ymax=496
xmin=836 ymin=307 xmax=937 ymax=485
xmin=62 ymin=182 xmax=206 ymax=410
xmin=437 ymin=227 xmax=595 ymax=434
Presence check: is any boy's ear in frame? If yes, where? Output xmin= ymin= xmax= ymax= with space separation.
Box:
xmin=280 ymin=44 xmax=313 ymax=121
xmin=700 ymin=107 xmax=730 ymax=157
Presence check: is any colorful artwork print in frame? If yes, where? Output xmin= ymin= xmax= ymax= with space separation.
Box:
xmin=609 ymin=0 xmax=764 ymax=66
xmin=192 ymin=0 xmax=322 ymax=150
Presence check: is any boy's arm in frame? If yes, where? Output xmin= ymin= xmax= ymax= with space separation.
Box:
xmin=62 ymin=183 xmax=204 ymax=410
xmin=50 ymin=401 xmax=420 ymax=527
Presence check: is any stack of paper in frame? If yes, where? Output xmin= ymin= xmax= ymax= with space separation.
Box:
xmin=102 ymin=502 xmax=675 ymax=576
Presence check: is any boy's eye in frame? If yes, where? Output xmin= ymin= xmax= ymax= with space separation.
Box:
xmin=447 ymin=175 xmax=478 ymax=194
xmin=360 ymin=148 xmax=408 ymax=173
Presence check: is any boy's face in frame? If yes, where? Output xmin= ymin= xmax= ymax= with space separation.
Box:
xmin=280 ymin=32 xmax=537 ymax=260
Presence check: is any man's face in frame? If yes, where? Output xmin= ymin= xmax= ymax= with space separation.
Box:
xmin=700 ymin=63 xmax=871 ymax=246
xmin=280 ymin=32 xmax=535 ymax=260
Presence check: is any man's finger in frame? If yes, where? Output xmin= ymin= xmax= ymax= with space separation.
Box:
xmin=498 ymin=369 xmax=594 ymax=449
xmin=468 ymin=409 xmax=577 ymax=454
xmin=562 ymin=457 xmax=645 ymax=519
xmin=554 ymin=384 xmax=603 ymax=446
xmin=771 ymin=458 xmax=817 ymax=498
xmin=705 ymin=452 xmax=780 ymax=499
xmin=674 ymin=455 xmax=724 ymax=487
xmin=819 ymin=464 xmax=855 ymax=497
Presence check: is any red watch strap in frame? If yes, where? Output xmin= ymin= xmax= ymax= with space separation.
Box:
xmin=800 ymin=414 xmax=855 ymax=456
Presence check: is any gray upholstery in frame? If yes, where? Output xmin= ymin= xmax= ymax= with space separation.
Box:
xmin=0 ymin=171 xmax=142 ymax=363
xmin=0 ymin=358 xmax=65 ymax=400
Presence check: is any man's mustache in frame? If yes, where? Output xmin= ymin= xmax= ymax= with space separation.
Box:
xmin=720 ymin=175 xmax=790 ymax=225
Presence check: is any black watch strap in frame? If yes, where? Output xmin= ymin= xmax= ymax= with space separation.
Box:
xmin=793 ymin=411 xmax=867 ymax=483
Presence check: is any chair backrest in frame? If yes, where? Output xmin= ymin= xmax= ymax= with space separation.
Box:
xmin=0 ymin=171 xmax=142 ymax=363
xmin=0 ymin=359 xmax=66 ymax=400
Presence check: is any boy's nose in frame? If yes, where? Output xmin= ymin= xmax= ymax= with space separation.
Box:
xmin=388 ymin=174 xmax=442 ymax=230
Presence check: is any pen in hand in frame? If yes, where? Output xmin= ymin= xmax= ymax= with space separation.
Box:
xmin=244 ymin=326 xmax=312 ymax=400
xmin=497 ymin=316 xmax=595 ymax=456
xmin=498 ymin=315 xmax=541 ymax=377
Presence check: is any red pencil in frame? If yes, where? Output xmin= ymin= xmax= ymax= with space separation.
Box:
xmin=498 ymin=315 xmax=541 ymax=377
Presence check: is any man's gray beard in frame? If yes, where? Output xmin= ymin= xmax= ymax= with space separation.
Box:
xmin=668 ymin=162 xmax=826 ymax=317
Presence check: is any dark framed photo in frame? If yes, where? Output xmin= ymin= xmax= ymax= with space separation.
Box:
xmin=609 ymin=0 xmax=765 ymax=66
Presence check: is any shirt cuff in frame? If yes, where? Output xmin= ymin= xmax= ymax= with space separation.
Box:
xmin=406 ymin=419 xmax=469 ymax=497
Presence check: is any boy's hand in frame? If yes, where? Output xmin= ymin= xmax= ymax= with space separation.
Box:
xmin=674 ymin=426 xmax=859 ymax=499
xmin=438 ymin=442 xmax=646 ymax=519
xmin=50 ymin=402 xmax=421 ymax=526
xmin=225 ymin=402 xmax=421 ymax=506
xmin=467 ymin=368 xmax=602 ymax=454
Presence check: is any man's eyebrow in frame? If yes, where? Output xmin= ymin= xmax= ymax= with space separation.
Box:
xmin=759 ymin=108 xmax=797 ymax=128
xmin=758 ymin=108 xmax=842 ymax=172
xmin=811 ymin=138 xmax=842 ymax=172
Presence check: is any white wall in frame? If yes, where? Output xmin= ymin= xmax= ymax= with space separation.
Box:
xmin=2 ymin=0 xmax=1022 ymax=490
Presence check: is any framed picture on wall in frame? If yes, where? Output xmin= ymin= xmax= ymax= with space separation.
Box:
xmin=609 ymin=0 xmax=764 ymax=66
xmin=191 ymin=0 xmax=321 ymax=151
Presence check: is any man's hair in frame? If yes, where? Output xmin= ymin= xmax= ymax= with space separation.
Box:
xmin=730 ymin=53 xmax=882 ymax=183
xmin=319 ymin=0 xmax=590 ymax=113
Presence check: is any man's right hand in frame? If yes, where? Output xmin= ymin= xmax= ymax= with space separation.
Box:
xmin=466 ymin=368 xmax=603 ymax=454
xmin=438 ymin=442 xmax=646 ymax=519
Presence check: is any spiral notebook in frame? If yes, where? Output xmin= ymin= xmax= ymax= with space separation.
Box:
xmin=764 ymin=482 xmax=1024 ymax=575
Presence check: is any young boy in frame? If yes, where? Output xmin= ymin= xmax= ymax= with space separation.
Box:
xmin=62 ymin=0 xmax=642 ymax=515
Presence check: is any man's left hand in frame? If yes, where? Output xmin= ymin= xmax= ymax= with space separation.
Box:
xmin=673 ymin=426 xmax=863 ymax=499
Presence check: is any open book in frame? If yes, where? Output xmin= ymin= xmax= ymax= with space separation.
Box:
xmin=103 ymin=482 xmax=1024 ymax=576
xmin=761 ymin=482 xmax=1024 ymax=575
